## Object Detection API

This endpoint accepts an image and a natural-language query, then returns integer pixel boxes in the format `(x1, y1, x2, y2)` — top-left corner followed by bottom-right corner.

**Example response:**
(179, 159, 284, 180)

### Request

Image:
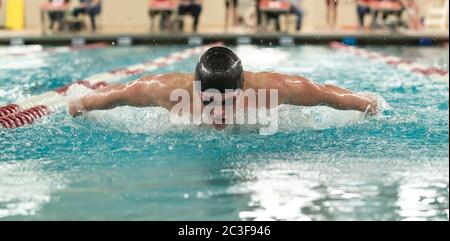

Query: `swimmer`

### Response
(69, 46, 379, 130)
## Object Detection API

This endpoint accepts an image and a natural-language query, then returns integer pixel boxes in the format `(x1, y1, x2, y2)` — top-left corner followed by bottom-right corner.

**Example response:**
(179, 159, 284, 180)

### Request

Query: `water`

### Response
(0, 44, 448, 221)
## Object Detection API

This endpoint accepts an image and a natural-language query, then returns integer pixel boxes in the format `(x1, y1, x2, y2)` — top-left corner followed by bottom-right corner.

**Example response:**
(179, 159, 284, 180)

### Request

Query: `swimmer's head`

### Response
(195, 46, 244, 130)
(195, 46, 244, 94)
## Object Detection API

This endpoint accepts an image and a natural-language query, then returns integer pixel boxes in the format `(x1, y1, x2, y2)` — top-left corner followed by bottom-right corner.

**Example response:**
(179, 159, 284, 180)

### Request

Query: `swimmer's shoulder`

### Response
(243, 71, 293, 90)
(139, 73, 194, 90)
(134, 73, 194, 109)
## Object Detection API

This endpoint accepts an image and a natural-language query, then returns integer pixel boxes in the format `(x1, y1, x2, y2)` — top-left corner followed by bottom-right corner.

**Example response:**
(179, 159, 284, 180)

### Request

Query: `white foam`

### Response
(82, 103, 385, 135)
(235, 46, 290, 70)
(65, 83, 95, 101)
(0, 58, 47, 70)
(65, 84, 194, 134)
(0, 160, 66, 219)
(0, 45, 43, 56)
(65, 84, 388, 134)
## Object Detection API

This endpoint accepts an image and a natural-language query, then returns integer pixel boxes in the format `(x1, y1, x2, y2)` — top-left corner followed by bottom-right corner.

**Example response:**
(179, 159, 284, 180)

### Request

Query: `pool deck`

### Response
(0, 28, 448, 46)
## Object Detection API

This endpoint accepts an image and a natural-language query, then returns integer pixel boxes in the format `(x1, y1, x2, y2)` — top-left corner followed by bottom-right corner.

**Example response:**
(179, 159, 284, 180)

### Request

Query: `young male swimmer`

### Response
(69, 46, 378, 130)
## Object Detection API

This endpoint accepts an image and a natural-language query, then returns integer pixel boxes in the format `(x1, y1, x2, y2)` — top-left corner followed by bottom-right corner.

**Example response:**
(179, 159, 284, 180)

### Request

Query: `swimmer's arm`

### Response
(277, 74, 378, 114)
(69, 77, 167, 117)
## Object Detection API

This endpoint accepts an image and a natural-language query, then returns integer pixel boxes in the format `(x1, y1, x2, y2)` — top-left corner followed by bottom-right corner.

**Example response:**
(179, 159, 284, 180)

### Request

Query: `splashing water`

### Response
(0, 45, 448, 220)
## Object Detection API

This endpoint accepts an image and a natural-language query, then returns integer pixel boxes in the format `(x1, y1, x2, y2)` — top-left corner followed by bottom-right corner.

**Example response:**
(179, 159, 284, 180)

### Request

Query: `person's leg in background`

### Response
(87, 4, 101, 32)
(87, 11, 96, 31)
(326, 0, 338, 29)
(266, 12, 280, 32)
(231, 0, 239, 26)
(225, 0, 231, 31)
(54, 12, 65, 31)
(190, 4, 202, 32)
(72, 7, 87, 18)
(71, 7, 88, 31)
(178, 4, 187, 31)
(396, 9, 407, 28)
(88, 14, 96, 31)
(274, 13, 280, 31)
(49, 12, 57, 30)
(356, 4, 369, 29)
(225, 0, 239, 31)
(291, 5, 303, 31)
(256, 0, 262, 29)
(149, 11, 156, 31)
(370, 9, 379, 29)
(160, 11, 172, 31)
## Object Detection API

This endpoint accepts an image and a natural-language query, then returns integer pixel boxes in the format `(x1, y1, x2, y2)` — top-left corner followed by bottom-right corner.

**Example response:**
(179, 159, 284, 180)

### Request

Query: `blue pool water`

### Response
(0, 44, 448, 221)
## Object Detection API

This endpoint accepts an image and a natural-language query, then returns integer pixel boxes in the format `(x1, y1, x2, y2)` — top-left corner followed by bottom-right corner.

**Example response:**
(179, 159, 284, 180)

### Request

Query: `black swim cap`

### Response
(195, 46, 244, 93)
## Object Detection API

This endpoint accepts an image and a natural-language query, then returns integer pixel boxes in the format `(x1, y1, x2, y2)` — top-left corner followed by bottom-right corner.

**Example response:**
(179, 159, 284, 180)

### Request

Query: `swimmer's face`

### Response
(201, 92, 240, 130)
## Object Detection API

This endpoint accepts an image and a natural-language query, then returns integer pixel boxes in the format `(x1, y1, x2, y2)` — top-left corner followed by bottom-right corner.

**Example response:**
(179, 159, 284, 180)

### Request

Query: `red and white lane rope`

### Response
(330, 42, 449, 81)
(0, 42, 222, 129)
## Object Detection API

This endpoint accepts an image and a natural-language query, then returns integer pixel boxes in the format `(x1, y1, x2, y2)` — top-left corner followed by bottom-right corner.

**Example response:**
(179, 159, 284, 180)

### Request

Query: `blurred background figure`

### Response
(255, 0, 263, 30)
(178, 0, 203, 32)
(72, 0, 102, 32)
(263, 0, 282, 32)
(258, 0, 292, 32)
(325, 0, 338, 29)
(356, 0, 378, 30)
(376, 0, 407, 30)
(264, 0, 303, 32)
(1, 0, 448, 35)
(284, 0, 303, 32)
(149, 0, 177, 32)
(47, 0, 70, 32)
(402, 0, 422, 29)
(225, 0, 239, 31)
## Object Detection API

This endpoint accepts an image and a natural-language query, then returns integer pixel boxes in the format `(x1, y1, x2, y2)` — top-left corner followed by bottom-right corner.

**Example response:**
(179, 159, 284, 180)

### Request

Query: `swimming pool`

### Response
(0, 44, 448, 221)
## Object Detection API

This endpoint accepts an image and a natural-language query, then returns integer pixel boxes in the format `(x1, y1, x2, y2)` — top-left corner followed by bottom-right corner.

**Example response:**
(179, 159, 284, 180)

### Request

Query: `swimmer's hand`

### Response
(363, 94, 379, 116)
(366, 103, 378, 116)
(68, 100, 85, 117)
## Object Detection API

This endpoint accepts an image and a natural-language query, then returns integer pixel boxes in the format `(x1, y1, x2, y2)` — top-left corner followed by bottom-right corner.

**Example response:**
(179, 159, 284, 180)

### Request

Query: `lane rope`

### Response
(330, 41, 449, 81)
